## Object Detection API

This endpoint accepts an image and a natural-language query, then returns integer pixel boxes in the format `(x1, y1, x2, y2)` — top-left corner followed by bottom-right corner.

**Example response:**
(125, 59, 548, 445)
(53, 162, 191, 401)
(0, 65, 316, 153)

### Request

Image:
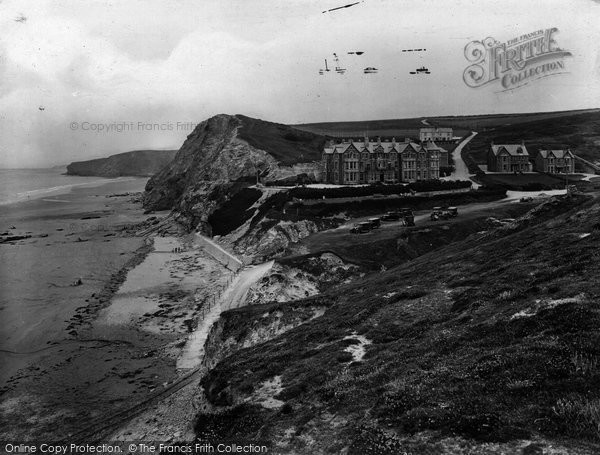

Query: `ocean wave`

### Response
(0, 176, 138, 206)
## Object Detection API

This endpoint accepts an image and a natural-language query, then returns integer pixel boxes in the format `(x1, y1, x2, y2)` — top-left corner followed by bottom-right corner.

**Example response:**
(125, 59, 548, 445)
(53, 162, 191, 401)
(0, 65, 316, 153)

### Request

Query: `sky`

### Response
(0, 0, 599, 168)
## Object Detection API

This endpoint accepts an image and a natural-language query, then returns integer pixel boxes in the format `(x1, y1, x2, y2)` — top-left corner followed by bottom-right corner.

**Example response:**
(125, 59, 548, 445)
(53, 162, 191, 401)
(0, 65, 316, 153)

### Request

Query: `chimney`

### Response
(377, 136, 381, 145)
(521, 139, 525, 146)
(392, 137, 396, 146)
(364, 135, 369, 146)
(404, 137, 410, 143)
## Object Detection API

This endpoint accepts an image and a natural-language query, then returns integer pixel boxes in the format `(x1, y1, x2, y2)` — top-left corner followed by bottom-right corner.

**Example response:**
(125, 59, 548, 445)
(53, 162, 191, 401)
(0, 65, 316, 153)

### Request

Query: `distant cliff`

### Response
(66, 150, 177, 177)
(143, 114, 325, 232)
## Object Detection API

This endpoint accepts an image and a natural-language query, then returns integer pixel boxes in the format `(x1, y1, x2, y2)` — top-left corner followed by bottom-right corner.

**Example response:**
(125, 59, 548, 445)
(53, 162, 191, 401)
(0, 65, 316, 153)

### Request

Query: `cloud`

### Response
(0, 0, 599, 167)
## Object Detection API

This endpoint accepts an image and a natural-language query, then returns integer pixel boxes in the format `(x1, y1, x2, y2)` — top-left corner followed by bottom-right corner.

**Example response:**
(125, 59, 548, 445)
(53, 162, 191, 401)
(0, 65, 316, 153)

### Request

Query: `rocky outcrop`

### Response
(233, 219, 320, 260)
(245, 253, 362, 305)
(142, 114, 325, 232)
(201, 301, 327, 379)
(66, 150, 177, 177)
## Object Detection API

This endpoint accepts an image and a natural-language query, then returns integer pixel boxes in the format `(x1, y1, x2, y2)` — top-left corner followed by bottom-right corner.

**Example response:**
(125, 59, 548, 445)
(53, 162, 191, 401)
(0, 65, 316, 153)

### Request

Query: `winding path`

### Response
(441, 131, 480, 188)
(177, 260, 274, 369)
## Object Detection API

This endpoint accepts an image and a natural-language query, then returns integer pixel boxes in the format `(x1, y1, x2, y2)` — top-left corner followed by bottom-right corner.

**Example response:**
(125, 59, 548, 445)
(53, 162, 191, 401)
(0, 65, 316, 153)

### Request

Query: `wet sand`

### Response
(0, 178, 230, 440)
(0, 179, 150, 385)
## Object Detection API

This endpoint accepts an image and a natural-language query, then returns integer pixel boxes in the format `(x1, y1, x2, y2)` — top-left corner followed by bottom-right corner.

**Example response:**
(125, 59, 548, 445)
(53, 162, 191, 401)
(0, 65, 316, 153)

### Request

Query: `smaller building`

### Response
(534, 149, 575, 174)
(487, 142, 532, 173)
(419, 127, 453, 142)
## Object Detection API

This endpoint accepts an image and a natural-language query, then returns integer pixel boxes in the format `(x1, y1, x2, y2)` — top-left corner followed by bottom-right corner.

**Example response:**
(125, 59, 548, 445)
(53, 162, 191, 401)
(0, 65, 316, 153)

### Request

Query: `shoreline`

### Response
(0, 177, 165, 439)
(0, 180, 239, 441)
(0, 167, 147, 207)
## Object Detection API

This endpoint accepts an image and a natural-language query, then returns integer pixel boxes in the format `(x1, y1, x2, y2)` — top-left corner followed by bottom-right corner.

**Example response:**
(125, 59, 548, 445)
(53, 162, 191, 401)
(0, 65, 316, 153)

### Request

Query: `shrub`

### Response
(208, 187, 262, 235)
(288, 180, 472, 200)
(552, 395, 600, 440)
(571, 351, 600, 376)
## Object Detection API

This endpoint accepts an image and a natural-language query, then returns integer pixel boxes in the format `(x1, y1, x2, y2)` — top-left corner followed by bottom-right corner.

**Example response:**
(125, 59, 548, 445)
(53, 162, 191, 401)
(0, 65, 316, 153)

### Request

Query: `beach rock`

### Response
(0, 234, 32, 243)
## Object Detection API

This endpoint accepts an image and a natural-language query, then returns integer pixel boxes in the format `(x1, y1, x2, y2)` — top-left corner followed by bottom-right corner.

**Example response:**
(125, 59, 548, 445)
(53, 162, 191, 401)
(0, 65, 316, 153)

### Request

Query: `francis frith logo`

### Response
(463, 27, 572, 91)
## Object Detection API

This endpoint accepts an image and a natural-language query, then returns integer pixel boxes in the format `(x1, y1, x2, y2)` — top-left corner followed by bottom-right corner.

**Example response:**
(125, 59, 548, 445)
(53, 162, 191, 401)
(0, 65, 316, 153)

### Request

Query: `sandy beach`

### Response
(0, 177, 232, 440)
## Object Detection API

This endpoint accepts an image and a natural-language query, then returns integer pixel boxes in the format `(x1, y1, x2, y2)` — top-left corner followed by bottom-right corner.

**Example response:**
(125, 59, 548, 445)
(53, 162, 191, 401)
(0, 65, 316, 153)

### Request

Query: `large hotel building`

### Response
(321, 137, 444, 184)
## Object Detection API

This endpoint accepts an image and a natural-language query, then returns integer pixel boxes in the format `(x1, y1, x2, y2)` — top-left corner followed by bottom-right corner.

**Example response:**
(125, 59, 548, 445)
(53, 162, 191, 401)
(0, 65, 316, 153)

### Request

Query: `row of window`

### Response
(324, 151, 439, 161)
(546, 158, 571, 164)
(328, 160, 440, 171)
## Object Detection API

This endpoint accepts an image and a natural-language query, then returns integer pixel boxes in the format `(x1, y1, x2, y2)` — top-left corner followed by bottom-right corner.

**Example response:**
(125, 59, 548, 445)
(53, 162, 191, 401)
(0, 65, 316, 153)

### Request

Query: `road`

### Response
(287, 195, 538, 260)
(442, 131, 480, 188)
(222, 261, 274, 310)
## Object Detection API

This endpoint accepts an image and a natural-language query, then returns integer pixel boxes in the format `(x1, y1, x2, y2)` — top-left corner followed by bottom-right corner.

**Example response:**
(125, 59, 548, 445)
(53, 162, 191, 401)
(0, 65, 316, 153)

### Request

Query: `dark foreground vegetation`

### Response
(475, 173, 585, 191)
(197, 193, 600, 454)
(208, 187, 262, 236)
(287, 180, 472, 199)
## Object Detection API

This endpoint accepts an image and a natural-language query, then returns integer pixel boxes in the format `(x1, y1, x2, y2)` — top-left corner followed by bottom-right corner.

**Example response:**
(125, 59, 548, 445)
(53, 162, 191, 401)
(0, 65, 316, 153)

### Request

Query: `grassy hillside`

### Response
(464, 110, 600, 167)
(197, 194, 600, 454)
(236, 115, 326, 165)
(295, 108, 600, 141)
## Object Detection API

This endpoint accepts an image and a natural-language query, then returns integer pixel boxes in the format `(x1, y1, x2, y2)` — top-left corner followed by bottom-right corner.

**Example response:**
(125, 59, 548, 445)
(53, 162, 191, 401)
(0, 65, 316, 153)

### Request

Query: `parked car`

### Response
(520, 196, 533, 202)
(368, 217, 381, 229)
(350, 221, 372, 234)
(430, 207, 451, 221)
(399, 208, 415, 226)
(447, 207, 458, 217)
(381, 211, 401, 221)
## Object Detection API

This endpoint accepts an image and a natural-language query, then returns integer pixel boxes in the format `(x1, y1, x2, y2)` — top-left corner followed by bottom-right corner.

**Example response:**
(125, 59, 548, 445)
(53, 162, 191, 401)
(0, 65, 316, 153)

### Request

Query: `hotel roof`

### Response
(323, 140, 422, 154)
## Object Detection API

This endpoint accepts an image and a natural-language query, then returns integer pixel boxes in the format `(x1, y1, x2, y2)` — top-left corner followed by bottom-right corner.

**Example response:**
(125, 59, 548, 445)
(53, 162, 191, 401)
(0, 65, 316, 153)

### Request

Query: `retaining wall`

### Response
(196, 234, 243, 272)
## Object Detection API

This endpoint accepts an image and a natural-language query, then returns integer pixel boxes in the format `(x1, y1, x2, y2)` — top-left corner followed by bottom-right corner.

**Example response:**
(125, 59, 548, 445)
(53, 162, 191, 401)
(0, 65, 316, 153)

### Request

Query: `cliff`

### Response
(142, 114, 326, 231)
(66, 150, 177, 177)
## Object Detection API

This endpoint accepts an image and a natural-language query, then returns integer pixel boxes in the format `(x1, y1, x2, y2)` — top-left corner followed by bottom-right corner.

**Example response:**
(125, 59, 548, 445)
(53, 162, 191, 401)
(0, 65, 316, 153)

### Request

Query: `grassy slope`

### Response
(295, 108, 600, 140)
(198, 194, 600, 454)
(236, 115, 326, 166)
(464, 110, 600, 166)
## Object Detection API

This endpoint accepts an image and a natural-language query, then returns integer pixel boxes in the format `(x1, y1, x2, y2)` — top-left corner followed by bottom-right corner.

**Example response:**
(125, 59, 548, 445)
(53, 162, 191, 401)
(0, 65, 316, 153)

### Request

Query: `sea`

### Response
(0, 168, 136, 205)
